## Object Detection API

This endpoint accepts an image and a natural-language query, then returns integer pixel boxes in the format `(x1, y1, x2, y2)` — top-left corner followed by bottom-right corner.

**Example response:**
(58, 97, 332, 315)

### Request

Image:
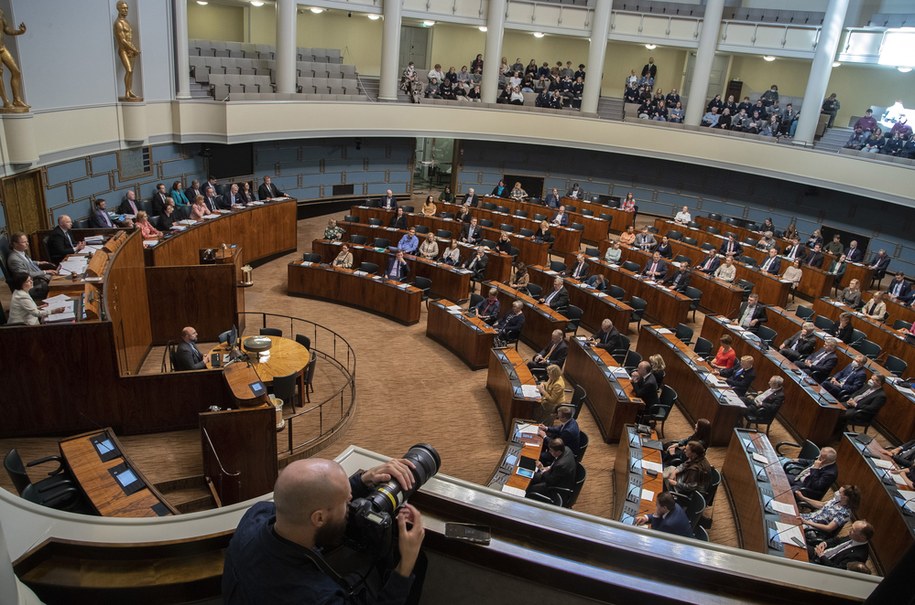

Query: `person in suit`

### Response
(799, 338, 839, 383)
(159, 202, 176, 231)
(384, 250, 410, 282)
(206, 177, 222, 196)
(118, 190, 141, 216)
(783, 239, 806, 262)
(589, 319, 622, 352)
(742, 375, 784, 424)
(805, 243, 825, 268)
(528, 329, 568, 374)
(887, 272, 912, 303)
(47, 214, 86, 264)
(88, 198, 116, 229)
(698, 248, 721, 274)
(566, 183, 582, 199)
(494, 300, 525, 344)
(635, 491, 693, 538)
(543, 187, 561, 209)
(539, 405, 580, 460)
(184, 180, 203, 203)
(663, 261, 691, 292)
(526, 437, 576, 498)
(826, 254, 847, 288)
(844, 241, 864, 263)
(642, 251, 667, 280)
(551, 205, 569, 227)
(149, 183, 169, 216)
(389, 207, 408, 230)
(719, 355, 755, 397)
(878, 438, 915, 468)
(719, 234, 742, 257)
(843, 374, 887, 427)
(734, 293, 767, 333)
(203, 186, 222, 212)
(633, 227, 656, 251)
(168, 181, 189, 207)
(539, 276, 569, 311)
(566, 252, 588, 280)
(868, 249, 891, 281)
(222, 183, 243, 207)
(811, 521, 874, 568)
(257, 175, 285, 199)
(631, 360, 659, 413)
(461, 246, 488, 281)
(822, 355, 868, 402)
(759, 247, 782, 275)
(778, 322, 817, 362)
(471, 287, 500, 324)
(7, 231, 55, 300)
(378, 188, 397, 211)
(786, 447, 838, 500)
(461, 217, 482, 244)
(175, 326, 207, 371)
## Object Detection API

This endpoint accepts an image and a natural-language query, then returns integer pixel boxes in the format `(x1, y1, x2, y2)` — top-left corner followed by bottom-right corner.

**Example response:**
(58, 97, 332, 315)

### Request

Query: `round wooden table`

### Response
(207, 335, 310, 397)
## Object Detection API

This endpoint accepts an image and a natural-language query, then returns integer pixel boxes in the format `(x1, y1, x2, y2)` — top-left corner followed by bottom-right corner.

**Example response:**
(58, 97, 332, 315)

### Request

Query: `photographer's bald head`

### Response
(273, 459, 351, 549)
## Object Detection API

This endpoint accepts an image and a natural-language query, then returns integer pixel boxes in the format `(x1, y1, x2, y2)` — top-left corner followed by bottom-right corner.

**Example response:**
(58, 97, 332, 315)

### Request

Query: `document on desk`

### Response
(84, 235, 105, 245)
(872, 458, 894, 470)
(143, 240, 158, 248)
(59, 258, 87, 275)
(640, 488, 655, 501)
(43, 294, 71, 306)
(611, 367, 631, 378)
(83, 244, 105, 253)
(203, 214, 220, 219)
(899, 490, 915, 512)
(520, 385, 541, 399)
(395, 283, 410, 290)
(768, 500, 796, 516)
(773, 522, 804, 546)
(501, 485, 527, 497)
(516, 423, 538, 435)
(752, 453, 771, 465)
(642, 461, 663, 474)
(656, 328, 673, 334)
(248, 201, 264, 206)
(171, 225, 187, 231)
(45, 300, 75, 323)
(544, 270, 558, 276)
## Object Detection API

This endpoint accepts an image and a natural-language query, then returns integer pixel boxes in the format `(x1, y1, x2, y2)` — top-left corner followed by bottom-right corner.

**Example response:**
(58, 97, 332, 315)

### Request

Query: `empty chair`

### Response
(525, 282, 543, 297)
(4, 449, 86, 512)
(439, 212, 454, 220)
(813, 315, 834, 331)
(694, 336, 714, 359)
(674, 254, 691, 265)
(736, 279, 754, 300)
(349, 234, 367, 245)
(414, 225, 429, 234)
(482, 202, 497, 210)
(480, 238, 496, 250)
(570, 223, 585, 232)
(302, 252, 322, 263)
(580, 208, 594, 217)
(565, 205, 576, 213)
(260, 327, 283, 337)
(358, 261, 379, 274)
(756, 325, 777, 347)
(700, 242, 715, 251)
(303, 356, 317, 402)
(479, 219, 494, 228)
(675, 323, 694, 345)
(848, 328, 866, 346)
(343, 214, 359, 223)
(651, 385, 677, 438)
(795, 305, 814, 320)
(628, 296, 648, 330)
(607, 285, 625, 300)
(854, 339, 881, 360)
(533, 213, 547, 222)
(684, 285, 702, 321)
(884, 355, 907, 377)
(611, 334, 631, 365)
(556, 462, 587, 508)
(739, 255, 756, 267)
(575, 430, 589, 461)
(694, 525, 709, 541)
(564, 305, 584, 336)
(682, 236, 698, 246)
(295, 334, 311, 350)
(892, 319, 910, 331)
(368, 217, 382, 226)
(272, 371, 299, 407)
(599, 212, 614, 222)
(519, 228, 535, 237)
(513, 209, 529, 218)
(705, 225, 720, 235)
(373, 237, 390, 249)
(495, 205, 510, 214)
(550, 260, 567, 273)
(413, 276, 432, 300)
(622, 260, 641, 273)
(667, 229, 683, 240)
(435, 229, 452, 239)
(401, 205, 415, 213)
(500, 223, 514, 233)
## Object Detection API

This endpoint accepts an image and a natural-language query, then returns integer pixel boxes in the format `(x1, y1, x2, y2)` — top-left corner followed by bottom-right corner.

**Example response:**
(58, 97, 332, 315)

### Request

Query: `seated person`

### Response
(509, 261, 530, 291)
(397, 227, 420, 255)
(174, 326, 207, 371)
(877, 438, 915, 469)
(526, 437, 576, 498)
(604, 240, 622, 264)
(798, 338, 839, 383)
(822, 355, 867, 402)
(440, 238, 461, 265)
(538, 405, 580, 462)
(798, 485, 859, 544)
(618, 225, 636, 246)
(674, 205, 691, 224)
(324, 218, 345, 241)
(642, 251, 667, 280)
(838, 279, 863, 308)
(742, 376, 784, 424)
(759, 247, 781, 274)
(719, 234, 742, 257)
(189, 195, 212, 221)
(714, 256, 736, 282)
(662, 441, 712, 497)
(733, 293, 767, 333)
(662, 261, 691, 292)
(584, 273, 608, 291)
(782, 259, 804, 289)
(635, 491, 693, 538)
(471, 287, 501, 324)
(461, 246, 488, 281)
(534, 220, 554, 245)
(786, 447, 838, 500)
(825, 311, 853, 345)
(655, 236, 673, 259)
(551, 206, 569, 227)
(861, 291, 887, 319)
(842, 374, 886, 428)
(136, 211, 161, 240)
(719, 355, 755, 397)
(711, 335, 736, 370)
(810, 520, 874, 569)
(494, 301, 525, 345)
(633, 227, 656, 251)
(539, 276, 569, 311)
(630, 361, 659, 414)
(461, 217, 483, 244)
(495, 232, 513, 255)
(663, 419, 711, 467)
(528, 329, 568, 375)
(589, 319, 622, 352)
(47, 214, 86, 263)
(887, 272, 913, 304)
(8, 274, 64, 325)
(332, 243, 353, 268)
(88, 198, 122, 228)
(757, 231, 776, 251)
(805, 243, 825, 268)
(390, 207, 408, 230)
(566, 252, 588, 280)
(418, 232, 439, 260)
(537, 364, 567, 420)
(698, 249, 721, 274)
(384, 250, 410, 282)
(778, 322, 817, 362)
(509, 181, 528, 200)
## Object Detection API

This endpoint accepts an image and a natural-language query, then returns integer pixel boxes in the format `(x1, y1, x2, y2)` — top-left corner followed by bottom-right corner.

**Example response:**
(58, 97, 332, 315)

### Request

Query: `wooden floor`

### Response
(1, 197, 895, 556)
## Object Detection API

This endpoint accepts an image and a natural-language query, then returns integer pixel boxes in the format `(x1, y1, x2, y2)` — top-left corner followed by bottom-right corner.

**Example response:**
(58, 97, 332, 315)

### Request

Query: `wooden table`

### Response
(613, 425, 664, 523)
(526, 265, 632, 333)
(486, 348, 545, 439)
(312, 238, 472, 303)
(585, 258, 691, 330)
(564, 337, 641, 443)
(722, 429, 809, 561)
(638, 325, 745, 446)
(487, 418, 544, 495)
(814, 297, 915, 373)
(836, 433, 915, 574)
(207, 335, 310, 401)
(485, 281, 568, 350)
(700, 315, 844, 446)
(287, 261, 422, 325)
(59, 429, 177, 517)
(426, 299, 497, 370)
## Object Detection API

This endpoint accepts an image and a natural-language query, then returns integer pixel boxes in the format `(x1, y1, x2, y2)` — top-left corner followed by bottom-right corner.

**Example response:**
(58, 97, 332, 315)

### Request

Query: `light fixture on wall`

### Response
(645, 44, 657, 50)
(423, 20, 436, 27)
(898, 66, 913, 73)
(762, 55, 776, 62)
(368, 14, 381, 20)
(309, 7, 324, 14)
(196, 0, 208, 5)
(250, 0, 264, 6)
(478, 26, 488, 32)
(533, 32, 545, 38)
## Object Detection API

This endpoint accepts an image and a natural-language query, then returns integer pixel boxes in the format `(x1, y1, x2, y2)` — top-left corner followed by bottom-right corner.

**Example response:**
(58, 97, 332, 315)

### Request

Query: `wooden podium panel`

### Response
(527, 265, 632, 333)
(486, 281, 567, 350)
(426, 299, 497, 370)
(486, 349, 543, 439)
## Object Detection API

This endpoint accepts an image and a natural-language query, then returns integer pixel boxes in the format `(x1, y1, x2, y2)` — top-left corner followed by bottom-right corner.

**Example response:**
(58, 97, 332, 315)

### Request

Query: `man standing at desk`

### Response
(47, 215, 85, 264)
(175, 326, 207, 371)
(734, 293, 767, 333)
(384, 250, 410, 282)
(258, 175, 285, 200)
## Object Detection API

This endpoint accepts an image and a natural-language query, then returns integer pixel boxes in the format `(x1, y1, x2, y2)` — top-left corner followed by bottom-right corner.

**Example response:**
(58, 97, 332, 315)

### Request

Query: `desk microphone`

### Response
(896, 494, 915, 517)
(768, 520, 806, 549)
(763, 484, 796, 510)
(876, 467, 897, 487)
(755, 457, 781, 482)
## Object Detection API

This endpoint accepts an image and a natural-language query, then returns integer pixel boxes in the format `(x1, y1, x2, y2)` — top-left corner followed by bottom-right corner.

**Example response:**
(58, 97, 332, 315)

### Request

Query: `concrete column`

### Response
(581, 0, 613, 114)
(378, 0, 403, 101)
(481, 0, 507, 104)
(793, 0, 850, 145)
(275, 0, 297, 94)
(174, 0, 190, 99)
(684, 0, 725, 126)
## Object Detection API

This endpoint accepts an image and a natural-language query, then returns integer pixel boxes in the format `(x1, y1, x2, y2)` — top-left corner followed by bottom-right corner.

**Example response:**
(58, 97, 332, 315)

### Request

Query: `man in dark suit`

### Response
(663, 261, 691, 292)
(799, 338, 839, 382)
(88, 198, 116, 229)
(734, 293, 767, 333)
(222, 183, 242, 207)
(720, 355, 755, 397)
(719, 234, 742, 257)
(742, 375, 784, 423)
(150, 183, 169, 216)
(843, 374, 887, 426)
(551, 206, 569, 227)
(461, 246, 488, 281)
(203, 186, 224, 212)
(539, 405, 580, 460)
(257, 176, 284, 199)
(379, 188, 397, 210)
(822, 355, 868, 401)
(566, 252, 588, 280)
(778, 321, 817, 362)
(882, 438, 915, 468)
(786, 447, 838, 500)
(589, 319, 622, 352)
(528, 329, 568, 373)
(539, 276, 569, 311)
(118, 190, 141, 216)
(206, 177, 222, 196)
(184, 179, 203, 202)
(543, 187, 561, 209)
(642, 251, 667, 280)
(698, 249, 720, 274)
(461, 217, 482, 244)
(759, 247, 782, 275)
(636, 491, 693, 538)
(811, 521, 873, 568)
(804, 243, 825, 268)
(174, 326, 207, 371)
(461, 187, 479, 207)
(494, 300, 525, 343)
(47, 214, 85, 263)
(630, 360, 659, 411)
(526, 438, 576, 498)
(844, 241, 864, 263)
(868, 249, 891, 280)
(783, 239, 806, 262)
(888, 272, 912, 303)
(383, 250, 410, 282)
(7, 231, 55, 299)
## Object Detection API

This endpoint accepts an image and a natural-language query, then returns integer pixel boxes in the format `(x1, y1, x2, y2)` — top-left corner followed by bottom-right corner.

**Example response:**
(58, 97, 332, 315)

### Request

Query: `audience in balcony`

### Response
(853, 109, 877, 133)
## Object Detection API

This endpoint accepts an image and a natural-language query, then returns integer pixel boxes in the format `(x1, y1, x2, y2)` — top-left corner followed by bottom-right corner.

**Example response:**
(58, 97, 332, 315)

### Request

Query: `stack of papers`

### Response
(171, 225, 187, 231)
(248, 201, 264, 206)
(177, 219, 196, 225)
(640, 487, 655, 501)
(768, 500, 796, 515)
(752, 453, 771, 465)
(59, 257, 87, 276)
(142, 240, 158, 248)
(44, 295, 75, 323)
(203, 214, 219, 220)
(501, 485, 526, 497)
(520, 384, 541, 399)
(642, 460, 663, 473)
(899, 490, 915, 513)
(84, 235, 105, 245)
(611, 367, 631, 378)
(773, 522, 805, 547)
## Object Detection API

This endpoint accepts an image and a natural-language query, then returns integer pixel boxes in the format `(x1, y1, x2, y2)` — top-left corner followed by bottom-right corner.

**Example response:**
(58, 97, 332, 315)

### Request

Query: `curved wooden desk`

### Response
(487, 418, 544, 495)
(586, 258, 691, 329)
(207, 335, 309, 383)
(485, 281, 568, 349)
(477, 194, 616, 244)
(527, 265, 633, 333)
(426, 299, 497, 370)
(486, 348, 543, 439)
(287, 261, 422, 325)
(613, 425, 663, 523)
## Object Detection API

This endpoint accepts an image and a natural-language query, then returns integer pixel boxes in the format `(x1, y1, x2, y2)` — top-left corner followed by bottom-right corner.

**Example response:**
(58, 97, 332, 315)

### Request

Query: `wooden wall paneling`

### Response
(105, 232, 152, 375)
(118, 371, 231, 435)
(145, 264, 239, 344)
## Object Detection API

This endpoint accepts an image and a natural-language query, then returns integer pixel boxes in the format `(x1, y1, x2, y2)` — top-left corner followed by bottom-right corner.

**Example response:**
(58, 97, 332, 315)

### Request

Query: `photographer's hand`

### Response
(362, 458, 415, 491)
(394, 504, 425, 578)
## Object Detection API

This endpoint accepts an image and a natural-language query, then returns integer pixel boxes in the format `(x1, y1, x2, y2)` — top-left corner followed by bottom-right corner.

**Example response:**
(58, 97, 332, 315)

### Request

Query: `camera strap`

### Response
(300, 547, 373, 603)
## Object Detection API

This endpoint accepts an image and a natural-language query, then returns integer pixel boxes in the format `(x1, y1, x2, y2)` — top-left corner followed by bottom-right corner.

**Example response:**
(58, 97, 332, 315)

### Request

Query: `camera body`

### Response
(345, 444, 440, 554)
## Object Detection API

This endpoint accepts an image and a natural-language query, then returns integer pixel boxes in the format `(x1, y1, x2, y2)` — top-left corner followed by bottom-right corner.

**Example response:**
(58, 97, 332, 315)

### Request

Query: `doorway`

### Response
(1, 169, 47, 234)
(412, 138, 454, 194)
(399, 26, 430, 71)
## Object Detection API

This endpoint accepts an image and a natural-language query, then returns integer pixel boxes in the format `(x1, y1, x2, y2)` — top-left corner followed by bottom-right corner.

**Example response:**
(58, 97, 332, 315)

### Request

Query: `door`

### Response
(1, 169, 47, 234)
(683, 53, 729, 101)
(399, 26, 429, 71)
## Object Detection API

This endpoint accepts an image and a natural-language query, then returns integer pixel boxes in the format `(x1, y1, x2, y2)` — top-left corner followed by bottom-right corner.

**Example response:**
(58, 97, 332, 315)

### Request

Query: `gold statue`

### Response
(114, 0, 141, 101)
(0, 9, 28, 112)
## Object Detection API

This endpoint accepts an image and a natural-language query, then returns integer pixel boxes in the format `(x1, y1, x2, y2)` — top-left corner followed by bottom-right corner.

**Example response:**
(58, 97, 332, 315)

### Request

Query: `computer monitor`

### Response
(218, 325, 238, 348)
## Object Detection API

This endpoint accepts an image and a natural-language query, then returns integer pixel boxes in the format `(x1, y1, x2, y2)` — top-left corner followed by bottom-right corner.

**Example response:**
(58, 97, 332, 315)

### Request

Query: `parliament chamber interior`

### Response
(0, 0, 914, 603)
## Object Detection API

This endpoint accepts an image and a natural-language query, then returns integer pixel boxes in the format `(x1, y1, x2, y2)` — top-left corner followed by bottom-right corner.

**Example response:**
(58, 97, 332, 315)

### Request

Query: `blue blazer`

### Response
(830, 363, 867, 395)
(546, 418, 581, 456)
(759, 255, 782, 275)
(650, 504, 693, 537)
(552, 212, 569, 226)
(385, 258, 410, 281)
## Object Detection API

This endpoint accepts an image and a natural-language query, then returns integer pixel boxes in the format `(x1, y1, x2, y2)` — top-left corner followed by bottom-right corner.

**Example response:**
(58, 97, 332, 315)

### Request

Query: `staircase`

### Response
(188, 79, 212, 100)
(597, 96, 624, 121)
(155, 475, 217, 514)
(814, 126, 853, 153)
(358, 75, 380, 101)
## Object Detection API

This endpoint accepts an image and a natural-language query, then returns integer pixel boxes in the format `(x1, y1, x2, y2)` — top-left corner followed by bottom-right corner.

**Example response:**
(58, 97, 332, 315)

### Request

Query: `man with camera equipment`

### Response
(223, 447, 438, 604)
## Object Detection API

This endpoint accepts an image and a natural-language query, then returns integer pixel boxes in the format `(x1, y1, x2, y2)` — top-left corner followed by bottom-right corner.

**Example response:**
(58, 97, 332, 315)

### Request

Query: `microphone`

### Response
(768, 521, 806, 550)
(755, 457, 782, 482)
(763, 484, 796, 510)
(896, 494, 915, 517)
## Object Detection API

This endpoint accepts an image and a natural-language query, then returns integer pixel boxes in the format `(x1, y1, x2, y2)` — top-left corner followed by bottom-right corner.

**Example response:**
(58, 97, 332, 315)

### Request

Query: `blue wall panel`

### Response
(46, 160, 88, 187)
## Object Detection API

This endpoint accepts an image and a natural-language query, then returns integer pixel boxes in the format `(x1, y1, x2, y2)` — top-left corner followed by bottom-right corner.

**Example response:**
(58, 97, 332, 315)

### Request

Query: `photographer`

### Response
(222, 457, 425, 604)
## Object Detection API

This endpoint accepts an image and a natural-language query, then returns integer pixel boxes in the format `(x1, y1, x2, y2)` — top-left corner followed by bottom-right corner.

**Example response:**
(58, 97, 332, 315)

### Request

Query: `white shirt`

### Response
(674, 211, 691, 224)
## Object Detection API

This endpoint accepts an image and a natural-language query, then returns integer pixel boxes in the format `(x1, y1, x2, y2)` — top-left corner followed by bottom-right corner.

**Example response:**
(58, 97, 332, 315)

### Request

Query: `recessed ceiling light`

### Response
(898, 66, 913, 73)
(250, 0, 264, 6)
(645, 44, 657, 50)
(762, 55, 776, 62)
(478, 26, 487, 33)
(423, 20, 436, 27)
(309, 7, 324, 14)
(368, 14, 381, 20)
(832, 61, 841, 67)
(196, 1, 208, 5)
(533, 32, 545, 38)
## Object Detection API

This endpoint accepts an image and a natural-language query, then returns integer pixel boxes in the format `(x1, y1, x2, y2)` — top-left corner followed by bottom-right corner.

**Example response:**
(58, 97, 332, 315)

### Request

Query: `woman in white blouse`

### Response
(861, 291, 887, 319)
(8, 274, 62, 325)
(674, 205, 691, 224)
(419, 232, 439, 259)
